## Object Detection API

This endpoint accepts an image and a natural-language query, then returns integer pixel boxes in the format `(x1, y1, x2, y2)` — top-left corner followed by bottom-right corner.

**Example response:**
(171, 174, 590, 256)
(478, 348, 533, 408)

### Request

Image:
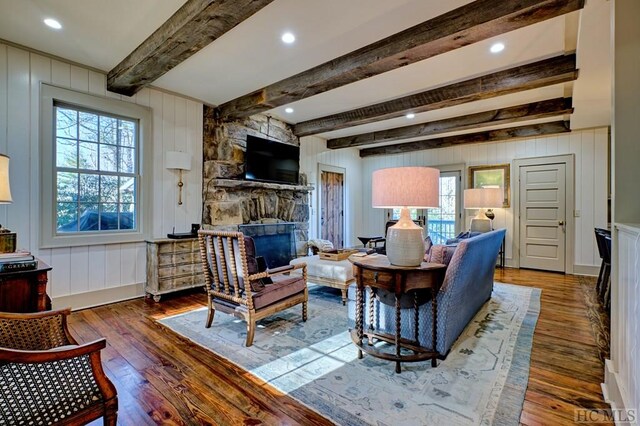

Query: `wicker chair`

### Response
(0, 309, 117, 425)
(198, 230, 308, 347)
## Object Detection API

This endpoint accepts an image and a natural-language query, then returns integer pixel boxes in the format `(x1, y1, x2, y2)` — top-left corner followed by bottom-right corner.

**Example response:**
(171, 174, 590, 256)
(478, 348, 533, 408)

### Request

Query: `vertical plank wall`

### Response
(303, 129, 607, 271)
(300, 136, 362, 248)
(0, 43, 203, 307)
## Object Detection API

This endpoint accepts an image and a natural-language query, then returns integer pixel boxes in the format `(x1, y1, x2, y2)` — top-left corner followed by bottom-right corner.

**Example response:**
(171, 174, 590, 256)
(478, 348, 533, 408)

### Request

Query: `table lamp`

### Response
(372, 167, 439, 266)
(0, 154, 14, 252)
(463, 188, 502, 232)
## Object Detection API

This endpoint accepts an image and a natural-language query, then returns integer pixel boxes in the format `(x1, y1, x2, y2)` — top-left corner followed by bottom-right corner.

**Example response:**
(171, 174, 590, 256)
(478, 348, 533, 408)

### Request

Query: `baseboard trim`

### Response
(573, 264, 600, 276)
(52, 282, 144, 311)
(602, 359, 637, 425)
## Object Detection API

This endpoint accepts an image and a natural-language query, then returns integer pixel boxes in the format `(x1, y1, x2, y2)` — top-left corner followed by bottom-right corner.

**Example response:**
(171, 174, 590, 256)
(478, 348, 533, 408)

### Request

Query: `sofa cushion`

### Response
(243, 236, 271, 292)
(252, 274, 306, 310)
(424, 244, 456, 265)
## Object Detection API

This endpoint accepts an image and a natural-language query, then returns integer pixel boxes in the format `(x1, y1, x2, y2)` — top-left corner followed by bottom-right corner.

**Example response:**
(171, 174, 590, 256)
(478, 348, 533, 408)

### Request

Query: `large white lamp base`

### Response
(470, 209, 492, 232)
(386, 207, 425, 267)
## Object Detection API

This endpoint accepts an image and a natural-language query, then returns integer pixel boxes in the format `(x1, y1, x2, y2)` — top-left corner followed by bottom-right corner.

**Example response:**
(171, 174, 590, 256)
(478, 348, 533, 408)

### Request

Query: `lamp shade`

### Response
(165, 151, 192, 171)
(463, 188, 502, 209)
(372, 167, 439, 208)
(0, 154, 12, 203)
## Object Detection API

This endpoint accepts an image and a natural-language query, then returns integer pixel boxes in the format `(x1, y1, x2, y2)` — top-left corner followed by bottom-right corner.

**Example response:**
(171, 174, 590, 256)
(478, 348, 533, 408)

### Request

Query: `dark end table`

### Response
(349, 254, 446, 373)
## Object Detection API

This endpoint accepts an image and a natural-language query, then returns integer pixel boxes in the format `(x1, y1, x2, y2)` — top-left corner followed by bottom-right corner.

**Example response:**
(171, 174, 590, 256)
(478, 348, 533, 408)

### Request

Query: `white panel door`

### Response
(519, 163, 566, 272)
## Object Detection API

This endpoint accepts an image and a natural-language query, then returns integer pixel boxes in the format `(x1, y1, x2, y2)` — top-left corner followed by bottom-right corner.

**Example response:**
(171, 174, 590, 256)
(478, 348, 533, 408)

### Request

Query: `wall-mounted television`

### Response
(244, 135, 300, 185)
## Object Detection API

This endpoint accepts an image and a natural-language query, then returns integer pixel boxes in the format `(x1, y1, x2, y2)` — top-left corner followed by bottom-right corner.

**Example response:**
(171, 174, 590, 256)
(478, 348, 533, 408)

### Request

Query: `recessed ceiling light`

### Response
(44, 18, 62, 30)
(406, 113, 416, 119)
(490, 42, 505, 54)
(281, 32, 296, 44)
(285, 107, 294, 114)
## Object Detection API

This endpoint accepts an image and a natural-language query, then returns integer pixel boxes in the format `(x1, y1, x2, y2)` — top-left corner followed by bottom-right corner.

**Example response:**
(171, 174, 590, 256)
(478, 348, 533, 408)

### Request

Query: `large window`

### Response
(55, 105, 138, 233)
(41, 84, 151, 248)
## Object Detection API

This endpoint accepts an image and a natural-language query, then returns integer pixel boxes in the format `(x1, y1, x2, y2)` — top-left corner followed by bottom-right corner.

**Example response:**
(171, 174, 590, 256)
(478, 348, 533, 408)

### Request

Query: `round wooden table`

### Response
(349, 254, 446, 373)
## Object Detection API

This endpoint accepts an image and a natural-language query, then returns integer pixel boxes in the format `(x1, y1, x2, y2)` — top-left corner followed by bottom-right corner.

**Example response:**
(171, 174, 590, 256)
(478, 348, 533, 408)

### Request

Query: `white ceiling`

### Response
(0, 0, 612, 149)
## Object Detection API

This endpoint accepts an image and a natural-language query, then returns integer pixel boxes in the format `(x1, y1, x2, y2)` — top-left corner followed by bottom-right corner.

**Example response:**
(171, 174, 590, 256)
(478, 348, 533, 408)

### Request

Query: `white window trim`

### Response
(40, 83, 152, 248)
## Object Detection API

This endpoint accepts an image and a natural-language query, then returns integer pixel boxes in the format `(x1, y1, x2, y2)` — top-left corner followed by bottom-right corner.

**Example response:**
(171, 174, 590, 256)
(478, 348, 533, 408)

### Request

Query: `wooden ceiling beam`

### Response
(295, 54, 577, 136)
(359, 121, 571, 157)
(107, 0, 275, 96)
(217, 0, 584, 120)
(327, 98, 573, 149)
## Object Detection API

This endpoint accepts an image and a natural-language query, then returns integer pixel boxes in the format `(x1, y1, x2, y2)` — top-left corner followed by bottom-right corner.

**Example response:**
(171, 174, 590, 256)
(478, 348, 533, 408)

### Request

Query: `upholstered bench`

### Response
(290, 255, 354, 305)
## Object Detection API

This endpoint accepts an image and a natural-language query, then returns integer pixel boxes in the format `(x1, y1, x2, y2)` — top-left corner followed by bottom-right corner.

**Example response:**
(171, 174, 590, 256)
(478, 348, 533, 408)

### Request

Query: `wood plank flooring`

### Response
(70, 268, 611, 425)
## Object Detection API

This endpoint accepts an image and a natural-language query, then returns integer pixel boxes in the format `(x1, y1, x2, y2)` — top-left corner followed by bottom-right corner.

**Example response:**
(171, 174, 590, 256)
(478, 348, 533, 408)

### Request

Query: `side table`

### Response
(349, 255, 446, 373)
(0, 260, 52, 312)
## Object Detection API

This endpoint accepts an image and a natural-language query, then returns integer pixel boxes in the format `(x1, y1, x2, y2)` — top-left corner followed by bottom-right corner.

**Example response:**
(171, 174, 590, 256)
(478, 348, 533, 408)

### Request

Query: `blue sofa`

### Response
(347, 228, 506, 356)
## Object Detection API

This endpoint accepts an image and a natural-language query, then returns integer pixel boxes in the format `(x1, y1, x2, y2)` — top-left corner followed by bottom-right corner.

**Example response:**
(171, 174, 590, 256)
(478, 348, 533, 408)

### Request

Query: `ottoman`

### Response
(290, 255, 354, 305)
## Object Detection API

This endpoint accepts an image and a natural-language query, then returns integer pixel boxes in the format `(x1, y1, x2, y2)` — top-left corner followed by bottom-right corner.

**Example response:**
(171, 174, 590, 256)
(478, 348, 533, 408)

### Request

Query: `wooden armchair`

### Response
(0, 309, 117, 425)
(198, 230, 308, 347)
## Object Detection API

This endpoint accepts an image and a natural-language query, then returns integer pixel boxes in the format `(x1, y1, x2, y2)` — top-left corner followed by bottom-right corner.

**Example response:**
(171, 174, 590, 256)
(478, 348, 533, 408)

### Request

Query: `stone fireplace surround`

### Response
(201, 106, 312, 256)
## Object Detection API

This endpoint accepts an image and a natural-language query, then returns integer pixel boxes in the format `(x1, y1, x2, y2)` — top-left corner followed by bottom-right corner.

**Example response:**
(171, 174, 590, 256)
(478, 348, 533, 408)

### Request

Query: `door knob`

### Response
(558, 221, 564, 226)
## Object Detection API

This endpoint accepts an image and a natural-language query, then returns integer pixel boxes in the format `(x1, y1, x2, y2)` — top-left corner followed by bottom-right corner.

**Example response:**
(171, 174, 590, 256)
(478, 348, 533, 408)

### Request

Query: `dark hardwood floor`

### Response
(73, 268, 611, 425)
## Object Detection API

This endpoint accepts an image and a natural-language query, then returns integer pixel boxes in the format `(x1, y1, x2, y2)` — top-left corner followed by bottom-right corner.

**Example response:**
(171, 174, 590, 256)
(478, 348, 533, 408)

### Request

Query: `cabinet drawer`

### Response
(158, 274, 205, 291)
(360, 269, 395, 287)
(157, 240, 198, 254)
(158, 251, 200, 266)
(158, 263, 202, 278)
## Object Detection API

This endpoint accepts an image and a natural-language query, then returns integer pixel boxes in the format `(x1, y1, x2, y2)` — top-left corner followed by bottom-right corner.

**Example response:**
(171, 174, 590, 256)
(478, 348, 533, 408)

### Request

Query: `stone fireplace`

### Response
(201, 106, 312, 256)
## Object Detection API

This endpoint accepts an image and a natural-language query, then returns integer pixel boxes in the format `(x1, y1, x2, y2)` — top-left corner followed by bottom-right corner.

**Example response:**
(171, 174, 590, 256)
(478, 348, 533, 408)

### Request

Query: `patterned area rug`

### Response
(159, 283, 540, 426)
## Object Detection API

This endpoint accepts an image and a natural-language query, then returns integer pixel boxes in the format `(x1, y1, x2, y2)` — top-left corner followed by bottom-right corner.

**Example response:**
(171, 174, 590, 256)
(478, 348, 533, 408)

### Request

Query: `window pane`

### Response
(119, 147, 135, 173)
(56, 108, 77, 139)
(99, 144, 118, 172)
(120, 203, 135, 229)
(57, 172, 77, 202)
(100, 175, 118, 202)
(100, 116, 118, 145)
(78, 111, 98, 142)
(78, 203, 99, 231)
(428, 175, 458, 245)
(119, 120, 135, 147)
(79, 174, 99, 202)
(99, 203, 118, 230)
(119, 177, 135, 203)
(56, 138, 77, 168)
(79, 142, 98, 170)
(56, 202, 77, 232)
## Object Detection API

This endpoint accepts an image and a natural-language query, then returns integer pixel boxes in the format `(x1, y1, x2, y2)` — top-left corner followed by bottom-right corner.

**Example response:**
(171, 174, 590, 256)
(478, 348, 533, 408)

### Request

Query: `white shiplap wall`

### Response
(0, 43, 203, 305)
(300, 136, 363, 248)
(357, 127, 609, 269)
(610, 224, 640, 419)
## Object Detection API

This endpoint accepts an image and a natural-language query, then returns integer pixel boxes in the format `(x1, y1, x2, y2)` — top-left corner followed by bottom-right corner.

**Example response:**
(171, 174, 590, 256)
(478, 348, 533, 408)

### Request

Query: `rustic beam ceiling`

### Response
(107, 0, 275, 96)
(294, 54, 577, 137)
(359, 121, 571, 157)
(216, 0, 584, 121)
(327, 98, 573, 149)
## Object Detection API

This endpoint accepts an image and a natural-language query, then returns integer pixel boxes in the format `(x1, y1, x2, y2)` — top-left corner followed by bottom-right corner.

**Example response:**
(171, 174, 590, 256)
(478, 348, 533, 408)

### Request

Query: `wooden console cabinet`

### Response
(145, 238, 205, 302)
(0, 260, 52, 313)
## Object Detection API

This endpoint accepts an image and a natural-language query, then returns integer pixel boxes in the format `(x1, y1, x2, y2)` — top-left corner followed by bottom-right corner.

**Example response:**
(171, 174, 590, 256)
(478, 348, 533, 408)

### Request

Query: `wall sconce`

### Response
(165, 151, 192, 206)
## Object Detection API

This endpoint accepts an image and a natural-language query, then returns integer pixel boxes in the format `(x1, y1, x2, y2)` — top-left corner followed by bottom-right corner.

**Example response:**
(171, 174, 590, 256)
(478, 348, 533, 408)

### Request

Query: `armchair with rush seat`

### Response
(0, 309, 118, 425)
(198, 230, 308, 347)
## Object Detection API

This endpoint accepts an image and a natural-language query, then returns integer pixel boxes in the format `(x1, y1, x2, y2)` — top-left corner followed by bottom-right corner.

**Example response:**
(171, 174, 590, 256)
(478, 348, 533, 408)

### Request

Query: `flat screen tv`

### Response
(244, 135, 300, 185)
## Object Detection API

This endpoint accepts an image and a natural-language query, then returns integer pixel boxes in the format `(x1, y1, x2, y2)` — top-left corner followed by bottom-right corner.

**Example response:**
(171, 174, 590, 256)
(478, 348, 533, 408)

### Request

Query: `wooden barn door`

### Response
(320, 169, 344, 248)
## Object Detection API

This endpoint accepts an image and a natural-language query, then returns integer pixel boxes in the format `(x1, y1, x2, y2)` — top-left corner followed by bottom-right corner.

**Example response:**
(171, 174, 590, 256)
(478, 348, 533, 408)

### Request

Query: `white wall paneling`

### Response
(360, 128, 608, 270)
(0, 42, 203, 308)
